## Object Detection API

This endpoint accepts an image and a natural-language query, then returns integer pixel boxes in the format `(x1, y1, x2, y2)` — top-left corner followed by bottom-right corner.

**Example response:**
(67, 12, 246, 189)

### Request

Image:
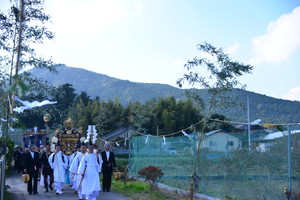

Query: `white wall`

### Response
(202, 132, 240, 152)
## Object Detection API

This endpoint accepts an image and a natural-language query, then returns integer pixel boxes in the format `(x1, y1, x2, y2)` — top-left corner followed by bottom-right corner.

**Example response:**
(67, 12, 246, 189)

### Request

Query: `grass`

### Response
(111, 179, 189, 200)
(4, 191, 10, 200)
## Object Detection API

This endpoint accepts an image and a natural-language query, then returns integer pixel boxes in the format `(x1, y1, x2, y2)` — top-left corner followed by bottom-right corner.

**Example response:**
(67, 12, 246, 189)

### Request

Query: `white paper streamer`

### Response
(13, 106, 28, 113)
(163, 136, 166, 145)
(8, 123, 14, 132)
(0, 118, 7, 122)
(13, 96, 57, 113)
(145, 135, 149, 144)
(182, 130, 191, 138)
(86, 125, 98, 144)
(251, 119, 262, 124)
(33, 126, 38, 134)
(115, 142, 120, 146)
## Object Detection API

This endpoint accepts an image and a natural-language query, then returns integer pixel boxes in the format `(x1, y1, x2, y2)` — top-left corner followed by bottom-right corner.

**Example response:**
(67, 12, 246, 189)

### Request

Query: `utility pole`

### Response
(287, 125, 292, 195)
(247, 96, 251, 149)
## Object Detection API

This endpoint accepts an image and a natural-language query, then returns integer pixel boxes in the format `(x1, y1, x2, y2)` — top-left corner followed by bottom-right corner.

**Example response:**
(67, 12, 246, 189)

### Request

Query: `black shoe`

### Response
(28, 193, 32, 195)
(49, 185, 53, 191)
(33, 192, 38, 195)
(45, 190, 49, 193)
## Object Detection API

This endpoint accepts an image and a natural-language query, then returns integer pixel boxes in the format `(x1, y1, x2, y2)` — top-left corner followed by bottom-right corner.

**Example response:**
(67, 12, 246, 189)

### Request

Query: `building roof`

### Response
(204, 129, 241, 139)
(100, 127, 129, 141)
(205, 129, 229, 136)
(262, 130, 300, 141)
(234, 124, 266, 131)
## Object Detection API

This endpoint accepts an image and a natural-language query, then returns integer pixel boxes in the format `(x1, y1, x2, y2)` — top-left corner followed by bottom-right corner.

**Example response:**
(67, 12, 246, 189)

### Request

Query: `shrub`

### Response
(138, 165, 164, 190)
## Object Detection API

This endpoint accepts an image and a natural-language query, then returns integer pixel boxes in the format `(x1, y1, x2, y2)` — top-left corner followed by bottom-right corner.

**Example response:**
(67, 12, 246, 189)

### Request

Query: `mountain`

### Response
(29, 65, 183, 104)
(29, 65, 300, 124)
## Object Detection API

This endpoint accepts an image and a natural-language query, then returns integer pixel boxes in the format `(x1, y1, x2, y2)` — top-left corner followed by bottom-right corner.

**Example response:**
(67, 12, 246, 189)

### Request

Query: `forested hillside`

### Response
(30, 65, 183, 103)
(213, 89, 300, 124)
(29, 65, 300, 124)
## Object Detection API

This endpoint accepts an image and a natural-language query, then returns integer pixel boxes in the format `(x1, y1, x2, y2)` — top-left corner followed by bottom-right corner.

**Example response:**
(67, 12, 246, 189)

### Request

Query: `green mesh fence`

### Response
(128, 125, 300, 200)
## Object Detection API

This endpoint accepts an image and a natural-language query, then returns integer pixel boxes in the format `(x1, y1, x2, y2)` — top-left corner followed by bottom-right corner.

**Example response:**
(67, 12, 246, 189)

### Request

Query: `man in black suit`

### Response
(24, 144, 41, 195)
(40, 143, 54, 192)
(13, 147, 21, 173)
(101, 144, 116, 192)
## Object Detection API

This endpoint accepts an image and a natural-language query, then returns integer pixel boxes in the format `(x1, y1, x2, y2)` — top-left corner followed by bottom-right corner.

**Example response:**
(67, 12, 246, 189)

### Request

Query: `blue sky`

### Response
(1, 0, 300, 101)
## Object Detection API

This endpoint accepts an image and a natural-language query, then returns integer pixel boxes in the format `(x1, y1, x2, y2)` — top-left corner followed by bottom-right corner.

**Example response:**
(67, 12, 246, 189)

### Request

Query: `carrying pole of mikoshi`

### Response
(78, 165, 87, 190)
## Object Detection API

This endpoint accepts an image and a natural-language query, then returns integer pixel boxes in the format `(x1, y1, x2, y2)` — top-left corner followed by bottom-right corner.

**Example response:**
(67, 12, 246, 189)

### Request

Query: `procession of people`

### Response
(13, 141, 116, 200)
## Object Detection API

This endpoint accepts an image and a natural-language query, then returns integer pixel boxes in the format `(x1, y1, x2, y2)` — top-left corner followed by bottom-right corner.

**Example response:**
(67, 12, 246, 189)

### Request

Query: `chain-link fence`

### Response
(128, 125, 300, 200)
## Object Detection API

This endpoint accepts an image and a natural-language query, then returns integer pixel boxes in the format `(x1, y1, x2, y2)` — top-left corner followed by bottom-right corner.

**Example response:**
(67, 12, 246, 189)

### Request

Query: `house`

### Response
(201, 129, 242, 152)
(100, 127, 129, 141)
(252, 129, 300, 151)
(98, 127, 130, 153)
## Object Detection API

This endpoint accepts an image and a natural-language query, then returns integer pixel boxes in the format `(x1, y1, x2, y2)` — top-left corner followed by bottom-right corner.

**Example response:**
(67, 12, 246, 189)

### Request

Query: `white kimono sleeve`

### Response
(77, 154, 87, 175)
(48, 153, 55, 169)
(97, 154, 103, 172)
(69, 154, 79, 174)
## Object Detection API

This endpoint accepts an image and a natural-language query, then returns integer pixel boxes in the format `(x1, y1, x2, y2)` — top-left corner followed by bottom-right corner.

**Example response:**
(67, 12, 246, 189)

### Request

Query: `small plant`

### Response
(138, 165, 164, 190)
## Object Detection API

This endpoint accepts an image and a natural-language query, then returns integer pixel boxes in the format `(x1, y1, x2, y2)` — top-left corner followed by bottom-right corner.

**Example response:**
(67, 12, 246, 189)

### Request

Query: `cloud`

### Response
(172, 59, 185, 66)
(250, 6, 300, 64)
(5, 0, 140, 37)
(283, 87, 300, 101)
(134, 1, 143, 14)
(226, 43, 240, 55)
(46, 0, 143, 37)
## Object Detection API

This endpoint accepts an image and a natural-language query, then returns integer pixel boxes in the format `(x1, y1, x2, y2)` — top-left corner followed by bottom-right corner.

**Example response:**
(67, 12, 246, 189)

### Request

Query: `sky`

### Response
(1, 0, 300, 101)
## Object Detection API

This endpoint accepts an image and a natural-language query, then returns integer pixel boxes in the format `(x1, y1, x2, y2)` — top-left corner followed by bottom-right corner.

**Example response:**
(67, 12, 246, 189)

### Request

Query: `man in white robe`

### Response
(48, 145, 68, 195)
(68, 145, 81, 188)
(69, 144, 87, 199)
(78, 144, 103, 200)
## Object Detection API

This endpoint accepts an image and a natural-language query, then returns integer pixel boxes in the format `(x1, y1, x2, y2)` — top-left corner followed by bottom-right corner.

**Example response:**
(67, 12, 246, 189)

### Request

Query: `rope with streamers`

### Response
(98, 118, 300, 146)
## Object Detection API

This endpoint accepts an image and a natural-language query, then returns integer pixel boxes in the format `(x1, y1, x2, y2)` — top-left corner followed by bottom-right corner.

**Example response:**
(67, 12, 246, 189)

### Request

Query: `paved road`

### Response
(6, 170, 132, 200)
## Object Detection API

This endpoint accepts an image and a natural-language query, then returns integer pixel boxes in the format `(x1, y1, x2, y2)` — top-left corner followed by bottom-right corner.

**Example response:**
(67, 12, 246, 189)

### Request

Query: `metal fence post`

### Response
(0, 156, 5, 200)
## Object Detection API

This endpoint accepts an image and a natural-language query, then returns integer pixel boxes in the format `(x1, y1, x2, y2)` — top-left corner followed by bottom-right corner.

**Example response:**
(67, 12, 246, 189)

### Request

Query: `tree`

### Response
(206, 113, 235, 132)
(0, 0, 60, 132)
(53, 83, 76, 124)
(78, 91, 91, 106)
(177, 42, 253, 109)
(177, 42, 253, 197)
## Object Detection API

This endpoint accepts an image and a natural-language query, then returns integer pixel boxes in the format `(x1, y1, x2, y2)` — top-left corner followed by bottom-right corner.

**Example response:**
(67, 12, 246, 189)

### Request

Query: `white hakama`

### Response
(70, 152, 85, 198)
(68, 152, 77, 186)
(48, 151, 68, 194)
(77, 153, 103, 200)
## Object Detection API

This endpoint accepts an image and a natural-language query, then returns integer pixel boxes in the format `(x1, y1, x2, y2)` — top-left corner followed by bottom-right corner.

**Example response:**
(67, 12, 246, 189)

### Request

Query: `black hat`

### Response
(88, 142, 96, 148)
(55, 143, 62, 148)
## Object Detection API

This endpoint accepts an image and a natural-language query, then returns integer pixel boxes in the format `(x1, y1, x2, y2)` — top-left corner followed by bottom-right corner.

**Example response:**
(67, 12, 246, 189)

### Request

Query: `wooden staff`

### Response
(78, 166, 87, 190)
